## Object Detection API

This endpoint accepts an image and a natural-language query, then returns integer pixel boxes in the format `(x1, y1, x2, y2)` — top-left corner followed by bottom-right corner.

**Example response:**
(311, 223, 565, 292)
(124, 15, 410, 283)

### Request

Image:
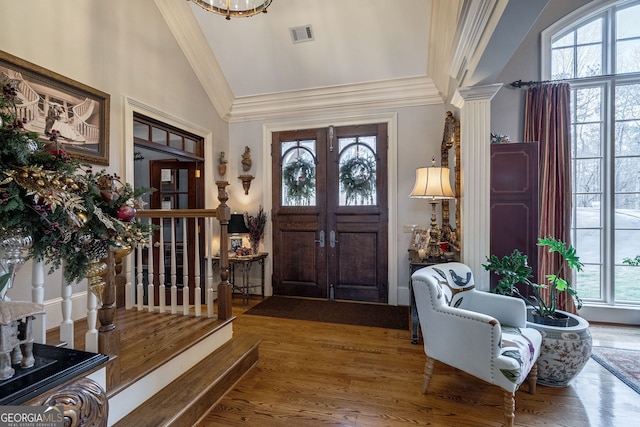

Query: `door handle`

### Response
(330, 230, 338, 248)
(315, 230, 325, 248)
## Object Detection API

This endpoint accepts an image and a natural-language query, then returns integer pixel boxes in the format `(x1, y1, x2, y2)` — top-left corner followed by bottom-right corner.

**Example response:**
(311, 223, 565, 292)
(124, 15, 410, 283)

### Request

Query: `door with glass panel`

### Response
(271, 124, 388, 302)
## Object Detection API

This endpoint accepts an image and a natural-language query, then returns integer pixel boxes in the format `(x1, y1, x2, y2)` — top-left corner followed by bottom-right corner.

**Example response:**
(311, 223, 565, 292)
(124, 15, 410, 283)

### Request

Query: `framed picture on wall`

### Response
(0, 50, 110, 165)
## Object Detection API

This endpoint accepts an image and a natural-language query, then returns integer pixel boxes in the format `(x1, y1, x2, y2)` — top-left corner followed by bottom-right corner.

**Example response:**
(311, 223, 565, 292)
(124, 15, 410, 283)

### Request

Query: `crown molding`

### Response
(227, 76, 443, 123)
(154, 0, 234, 120)
(449, 0, 508, 85)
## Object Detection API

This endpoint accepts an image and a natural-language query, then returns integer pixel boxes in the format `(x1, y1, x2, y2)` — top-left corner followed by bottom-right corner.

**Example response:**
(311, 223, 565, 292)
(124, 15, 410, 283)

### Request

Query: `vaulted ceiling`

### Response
(154, 0, 549, 122)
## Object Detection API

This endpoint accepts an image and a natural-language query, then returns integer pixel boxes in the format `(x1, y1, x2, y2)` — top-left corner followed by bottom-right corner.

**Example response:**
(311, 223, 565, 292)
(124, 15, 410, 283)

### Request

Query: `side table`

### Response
(214, 253, 268, 306)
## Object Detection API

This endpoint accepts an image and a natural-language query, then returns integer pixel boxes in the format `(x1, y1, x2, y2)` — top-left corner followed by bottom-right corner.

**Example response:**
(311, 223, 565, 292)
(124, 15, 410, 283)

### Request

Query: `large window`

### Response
(549, 0, 640, 306)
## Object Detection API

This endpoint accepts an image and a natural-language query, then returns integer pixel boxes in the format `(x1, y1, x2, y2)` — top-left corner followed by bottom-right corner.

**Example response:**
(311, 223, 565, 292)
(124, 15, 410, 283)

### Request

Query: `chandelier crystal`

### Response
(190, 0, 273, 20)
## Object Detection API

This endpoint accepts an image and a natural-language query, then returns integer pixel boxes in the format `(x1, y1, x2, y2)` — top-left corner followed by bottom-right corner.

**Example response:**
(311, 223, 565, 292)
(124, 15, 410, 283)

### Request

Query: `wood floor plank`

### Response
(199, 298, 640, 427)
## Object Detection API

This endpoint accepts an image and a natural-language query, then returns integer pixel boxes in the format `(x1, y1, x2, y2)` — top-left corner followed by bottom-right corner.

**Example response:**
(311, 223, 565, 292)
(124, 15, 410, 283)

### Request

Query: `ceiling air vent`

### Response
(289, 25, 314, 44)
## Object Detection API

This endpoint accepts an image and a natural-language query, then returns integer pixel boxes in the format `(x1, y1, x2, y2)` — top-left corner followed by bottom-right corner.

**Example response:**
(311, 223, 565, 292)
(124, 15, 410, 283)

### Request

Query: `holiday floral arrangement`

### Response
(282, 157, 315, 205)
(244, 206, 267, 253)
(0, 75, 151, 289)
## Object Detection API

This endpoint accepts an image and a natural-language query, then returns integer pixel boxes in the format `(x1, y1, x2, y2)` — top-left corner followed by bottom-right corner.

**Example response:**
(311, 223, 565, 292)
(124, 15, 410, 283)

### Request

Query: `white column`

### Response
(31, 261, 46, 344)
(452, 84, 502, 289)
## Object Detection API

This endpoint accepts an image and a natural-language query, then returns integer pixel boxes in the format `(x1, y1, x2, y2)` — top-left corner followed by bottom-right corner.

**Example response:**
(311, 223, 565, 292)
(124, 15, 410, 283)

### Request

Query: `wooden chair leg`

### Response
(503, 391, 515, 427)
(421, 356, 435, 394)
(527, 362, 537, 395)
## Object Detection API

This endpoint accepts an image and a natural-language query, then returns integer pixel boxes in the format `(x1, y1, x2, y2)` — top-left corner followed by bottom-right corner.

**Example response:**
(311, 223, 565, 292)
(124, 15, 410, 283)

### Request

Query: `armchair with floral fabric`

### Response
(411, 262, 542, 427)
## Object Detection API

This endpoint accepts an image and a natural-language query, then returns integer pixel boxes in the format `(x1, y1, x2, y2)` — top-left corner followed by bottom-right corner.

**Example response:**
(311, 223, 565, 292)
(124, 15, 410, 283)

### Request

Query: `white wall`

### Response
(1, 0, 226, 304)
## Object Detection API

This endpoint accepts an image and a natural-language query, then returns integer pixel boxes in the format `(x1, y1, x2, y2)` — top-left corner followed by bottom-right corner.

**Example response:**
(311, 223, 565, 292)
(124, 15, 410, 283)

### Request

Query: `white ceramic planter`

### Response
(526, 309, 592, 387)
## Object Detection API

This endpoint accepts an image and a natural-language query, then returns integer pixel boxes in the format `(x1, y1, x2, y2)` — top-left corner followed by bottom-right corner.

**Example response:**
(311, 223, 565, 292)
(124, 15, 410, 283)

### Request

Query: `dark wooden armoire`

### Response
(490, 142, 539, 293)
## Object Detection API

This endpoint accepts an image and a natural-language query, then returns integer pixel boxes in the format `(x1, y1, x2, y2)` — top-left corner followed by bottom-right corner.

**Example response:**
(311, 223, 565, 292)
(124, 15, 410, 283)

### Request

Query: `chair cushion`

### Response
(495, 325, 541, 388)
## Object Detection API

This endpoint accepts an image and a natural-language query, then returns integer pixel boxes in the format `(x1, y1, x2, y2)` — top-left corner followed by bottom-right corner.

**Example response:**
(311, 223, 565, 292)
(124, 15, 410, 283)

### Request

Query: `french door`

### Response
(271, 124, 388, 303)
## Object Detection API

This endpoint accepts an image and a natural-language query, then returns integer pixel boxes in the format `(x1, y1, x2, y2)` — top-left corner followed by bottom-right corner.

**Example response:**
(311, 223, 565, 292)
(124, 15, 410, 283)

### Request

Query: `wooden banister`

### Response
(215, 181, 233, 320)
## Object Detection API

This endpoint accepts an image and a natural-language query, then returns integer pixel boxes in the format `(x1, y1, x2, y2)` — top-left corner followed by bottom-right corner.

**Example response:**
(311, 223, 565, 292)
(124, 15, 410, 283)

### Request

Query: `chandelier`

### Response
(190, 0, 273, 20)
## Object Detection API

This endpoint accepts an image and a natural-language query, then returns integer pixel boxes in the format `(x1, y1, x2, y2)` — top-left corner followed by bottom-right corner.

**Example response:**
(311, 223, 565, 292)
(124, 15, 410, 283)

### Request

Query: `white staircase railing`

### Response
(26, 209, 223, 352)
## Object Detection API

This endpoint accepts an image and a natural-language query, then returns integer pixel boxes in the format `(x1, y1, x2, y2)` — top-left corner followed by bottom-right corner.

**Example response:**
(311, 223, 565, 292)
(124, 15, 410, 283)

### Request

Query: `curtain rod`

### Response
(510, 73, 623, 88)
(509, 79, 562, 88)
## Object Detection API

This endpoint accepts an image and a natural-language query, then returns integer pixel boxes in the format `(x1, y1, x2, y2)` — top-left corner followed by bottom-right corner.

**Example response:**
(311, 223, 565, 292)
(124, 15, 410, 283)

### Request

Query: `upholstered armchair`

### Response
(411, 262, 542, 427)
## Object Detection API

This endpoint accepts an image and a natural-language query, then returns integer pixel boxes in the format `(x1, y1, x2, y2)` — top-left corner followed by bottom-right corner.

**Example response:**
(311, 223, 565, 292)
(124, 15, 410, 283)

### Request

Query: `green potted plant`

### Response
(483, 236, 583, 326)
(483, 236, 592, 387)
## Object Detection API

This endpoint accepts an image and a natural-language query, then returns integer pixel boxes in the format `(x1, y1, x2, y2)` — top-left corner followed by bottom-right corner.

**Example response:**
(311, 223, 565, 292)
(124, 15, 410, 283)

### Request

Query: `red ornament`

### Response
(118, 205, 136, 222)
(101, 190, 120, 203)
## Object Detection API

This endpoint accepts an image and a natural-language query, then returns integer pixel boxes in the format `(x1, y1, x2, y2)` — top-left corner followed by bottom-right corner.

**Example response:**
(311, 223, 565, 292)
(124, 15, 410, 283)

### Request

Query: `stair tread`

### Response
(113, 333, 261, 427)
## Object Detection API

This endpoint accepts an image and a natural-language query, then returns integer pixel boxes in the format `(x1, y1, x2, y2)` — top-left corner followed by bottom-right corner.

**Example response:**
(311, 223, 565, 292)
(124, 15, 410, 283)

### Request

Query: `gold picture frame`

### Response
(0, 50, 110, 165)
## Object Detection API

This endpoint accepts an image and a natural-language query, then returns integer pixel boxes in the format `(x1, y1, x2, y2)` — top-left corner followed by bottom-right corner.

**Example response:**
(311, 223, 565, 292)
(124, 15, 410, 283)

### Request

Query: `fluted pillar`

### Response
(451, 84, 502, 288)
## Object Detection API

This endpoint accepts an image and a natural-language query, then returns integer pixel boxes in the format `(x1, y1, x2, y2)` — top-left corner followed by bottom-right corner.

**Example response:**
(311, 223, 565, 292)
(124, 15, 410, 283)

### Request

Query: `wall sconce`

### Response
(410, 158, 455, 259)
(238, 175, 254, 195)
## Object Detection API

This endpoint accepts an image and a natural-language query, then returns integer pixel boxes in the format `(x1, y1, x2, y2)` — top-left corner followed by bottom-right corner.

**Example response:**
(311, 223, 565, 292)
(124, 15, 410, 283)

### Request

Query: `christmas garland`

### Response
(282, 158, 316, 205)
(339, 156, 376, 205)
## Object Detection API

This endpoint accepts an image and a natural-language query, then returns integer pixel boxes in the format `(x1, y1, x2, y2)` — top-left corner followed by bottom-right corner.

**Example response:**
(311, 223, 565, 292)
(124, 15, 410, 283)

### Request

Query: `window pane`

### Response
(338, 136, 377, 206)
(577, 18, 602, 44)
(616, 4, 640, 39)
(617, 39, 640, 73)
(615, 157, 640, 192)
(576, 228, 601, 263)
(552, 47, 575, 79)
(152, 127, 167, 145)
(575, 87, 602, 123)
(615, 121, 640, 155)
(574, 123, 602, 156)
(616, 193, 640, 210)
(552, 31, 574, 48)
(169, 133, 182, 150)
(281, 140, 316, 207)
(185, 138, 196, 154)
(577, 264, 601, 299)
(615, 229, 640, 263)
(576, 44, 602, 77)
(615, 266, 640, 302)
(576, 200, 602, 227)
(133, 121, 149, 139)
(574, 158, 601, 194)
(615, 84, 640, 120)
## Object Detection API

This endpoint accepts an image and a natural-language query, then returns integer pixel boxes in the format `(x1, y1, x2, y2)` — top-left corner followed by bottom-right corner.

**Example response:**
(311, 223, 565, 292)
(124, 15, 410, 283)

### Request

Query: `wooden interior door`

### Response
(271, 124, 388, 303)
(490, 142, 539, 294)
(149, 159, 204, 304)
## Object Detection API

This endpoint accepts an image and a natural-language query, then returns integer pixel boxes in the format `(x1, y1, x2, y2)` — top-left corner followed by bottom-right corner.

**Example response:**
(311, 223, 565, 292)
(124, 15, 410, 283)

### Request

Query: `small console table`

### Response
(214, 252, 268, 305)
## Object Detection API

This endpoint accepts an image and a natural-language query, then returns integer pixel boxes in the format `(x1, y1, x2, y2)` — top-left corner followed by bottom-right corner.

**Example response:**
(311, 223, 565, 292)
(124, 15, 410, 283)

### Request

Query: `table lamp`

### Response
(228, 213, 249, 253)
(410, 158, 455, 259)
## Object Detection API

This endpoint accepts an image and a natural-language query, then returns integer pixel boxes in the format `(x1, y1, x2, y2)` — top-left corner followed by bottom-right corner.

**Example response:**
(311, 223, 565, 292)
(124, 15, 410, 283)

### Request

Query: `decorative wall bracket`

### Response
(238, 175, 254, 195)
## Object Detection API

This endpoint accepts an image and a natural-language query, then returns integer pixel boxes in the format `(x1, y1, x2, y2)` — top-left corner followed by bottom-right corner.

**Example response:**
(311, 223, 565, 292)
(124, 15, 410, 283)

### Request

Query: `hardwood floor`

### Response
(199, 297, 640, 427)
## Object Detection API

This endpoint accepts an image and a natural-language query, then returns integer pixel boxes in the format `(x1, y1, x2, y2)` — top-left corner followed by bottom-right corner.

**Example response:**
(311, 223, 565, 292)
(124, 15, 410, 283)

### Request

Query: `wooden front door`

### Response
(149, 159, 204, 304)
(271, 124, 388, 302)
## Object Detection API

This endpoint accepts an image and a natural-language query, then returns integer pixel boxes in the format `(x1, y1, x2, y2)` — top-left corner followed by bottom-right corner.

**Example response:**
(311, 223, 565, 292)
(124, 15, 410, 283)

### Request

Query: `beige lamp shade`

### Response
(410, 167, 455, 199)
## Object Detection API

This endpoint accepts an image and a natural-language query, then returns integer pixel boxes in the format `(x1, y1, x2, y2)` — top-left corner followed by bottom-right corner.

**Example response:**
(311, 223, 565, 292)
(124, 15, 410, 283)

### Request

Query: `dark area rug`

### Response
(245, 296, 409, 330)
(591, 346, 640, 394)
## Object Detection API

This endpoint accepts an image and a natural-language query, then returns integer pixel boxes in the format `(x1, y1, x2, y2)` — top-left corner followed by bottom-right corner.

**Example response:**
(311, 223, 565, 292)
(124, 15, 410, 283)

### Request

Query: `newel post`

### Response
(216, 181, 233, 319)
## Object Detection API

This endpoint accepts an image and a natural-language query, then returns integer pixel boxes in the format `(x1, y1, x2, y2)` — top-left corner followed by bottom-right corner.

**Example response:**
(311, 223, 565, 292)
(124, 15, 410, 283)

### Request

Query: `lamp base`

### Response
(426, 201, 443, 259)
